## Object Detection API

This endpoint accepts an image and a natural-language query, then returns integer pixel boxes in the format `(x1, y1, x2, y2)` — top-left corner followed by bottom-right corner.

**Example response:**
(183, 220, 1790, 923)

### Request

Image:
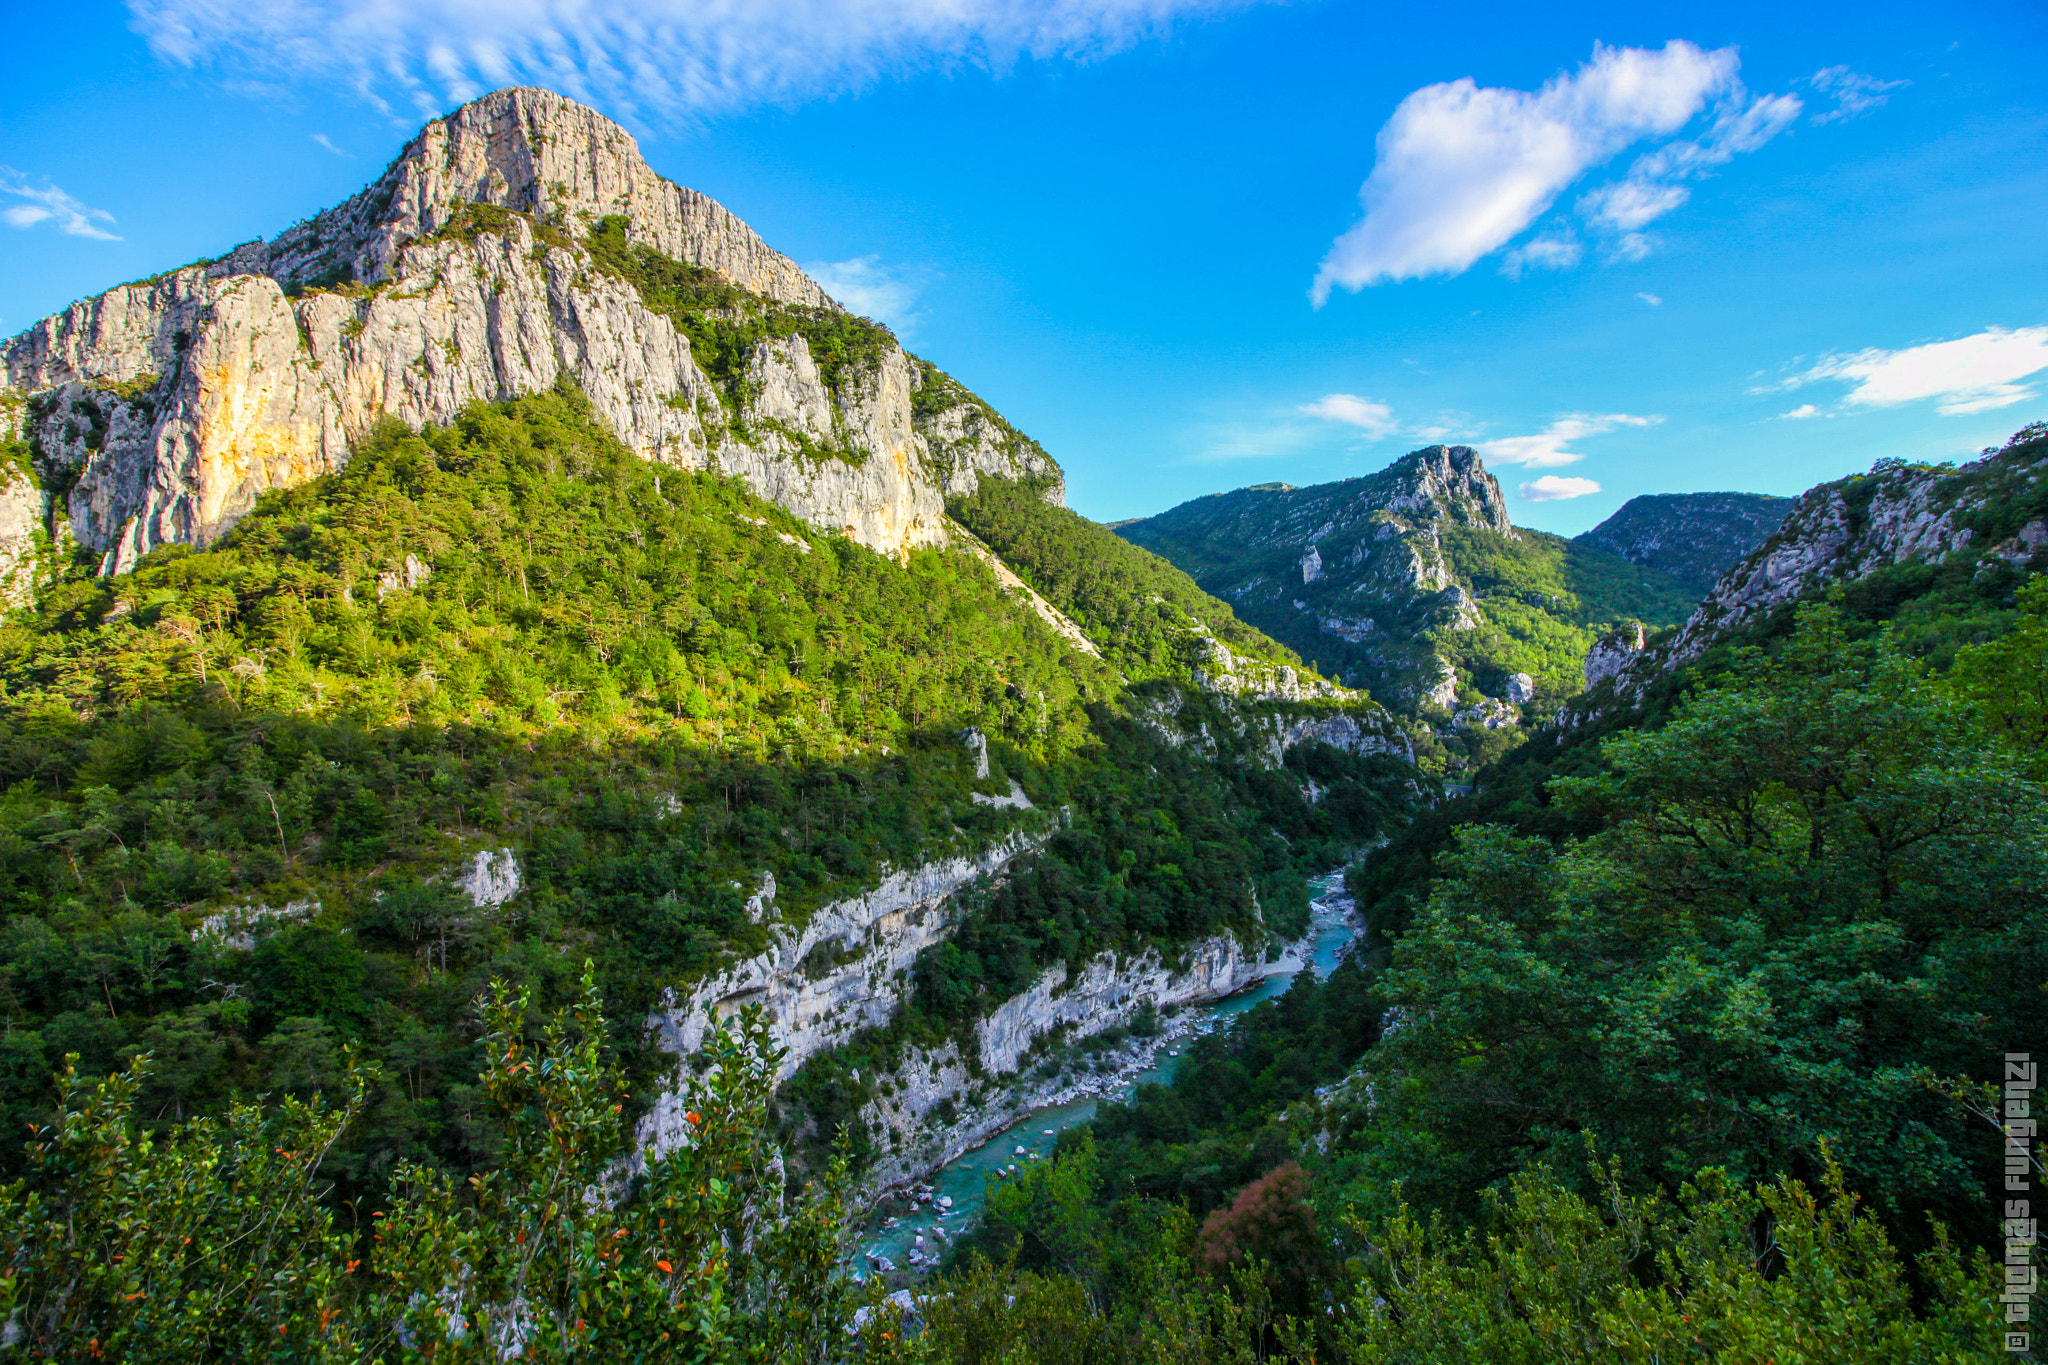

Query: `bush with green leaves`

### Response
(1329, 605, 2045, 1249)
(0, 969, 854, 1362)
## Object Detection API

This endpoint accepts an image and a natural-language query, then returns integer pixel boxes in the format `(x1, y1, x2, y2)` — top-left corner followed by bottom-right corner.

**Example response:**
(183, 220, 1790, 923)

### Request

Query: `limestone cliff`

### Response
(0, 87, 1060, 587)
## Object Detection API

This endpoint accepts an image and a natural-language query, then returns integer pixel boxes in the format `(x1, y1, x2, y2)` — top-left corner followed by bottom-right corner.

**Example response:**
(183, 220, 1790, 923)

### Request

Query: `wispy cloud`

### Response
(1311, 41, 1800, 301)
(1764, 326, 2048, 416)
(311, 133, 354, 157)
(128, 0, 1262, 125)
(1300, 393, 1398, 438)
(1190, 418, 1327, 464)
(1808, 66, 1909, 124)
(0, 168, 120, 240)
(1779, 403, 1821, 419)
(1519, 475, 1602, 501)
(802, 255, 928, 339)
(1501, 233, 1582, 278)
(1571, 85, 1800, 258)
(1477, 412, 1657, 468)
(1635, 291, 1662, 306)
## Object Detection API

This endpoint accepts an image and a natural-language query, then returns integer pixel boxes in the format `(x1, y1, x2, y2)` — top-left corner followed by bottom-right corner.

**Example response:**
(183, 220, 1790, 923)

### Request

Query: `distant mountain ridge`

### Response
(1581, 426, 2048, 711)
(1574, 491, 1793, 598)
(1115, 447, 1701, 750)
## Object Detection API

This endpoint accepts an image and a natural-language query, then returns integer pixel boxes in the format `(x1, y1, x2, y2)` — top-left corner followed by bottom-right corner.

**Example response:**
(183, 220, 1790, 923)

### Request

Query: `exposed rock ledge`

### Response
(632, 831, 1047, 1164)
(856, 878, 1361, 1202)
(854, 930, 1271, 1197)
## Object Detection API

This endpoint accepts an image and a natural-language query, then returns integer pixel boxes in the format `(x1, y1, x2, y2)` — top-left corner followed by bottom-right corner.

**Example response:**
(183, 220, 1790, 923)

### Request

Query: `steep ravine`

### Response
(626, 821, 1308, 1199)
(859, 872, 1364, 1275)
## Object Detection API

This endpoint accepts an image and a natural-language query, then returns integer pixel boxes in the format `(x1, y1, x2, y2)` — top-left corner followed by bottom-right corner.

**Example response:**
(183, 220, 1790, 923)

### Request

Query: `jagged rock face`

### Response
(643, 834, 1046, 1095)
(0, 87, 1061, 590)
(1587, 435, 2048, 708)
(1583, 623, 1646, 689)
(233, 87, 832, 311)
(844, 931, 1268, 1199)
(1116, 447, 1518, 704)
(1574, 491, 1792, 598)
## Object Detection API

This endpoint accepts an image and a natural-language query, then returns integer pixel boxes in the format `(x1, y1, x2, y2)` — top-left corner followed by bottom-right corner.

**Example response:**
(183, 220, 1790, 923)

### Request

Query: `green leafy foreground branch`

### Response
(0, 966, 855, 1362)
(0, 962, 2013, 1361)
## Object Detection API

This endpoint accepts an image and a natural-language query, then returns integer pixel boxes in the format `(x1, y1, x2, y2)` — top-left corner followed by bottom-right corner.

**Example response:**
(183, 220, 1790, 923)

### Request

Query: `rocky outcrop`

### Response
(1583, 623, 1646, 689)
(632, 832, 1048, 1162)
(0, 87, 1063, 595)
(1574, 492, 1792, 598)
(1191, 630, 1356, 704)
(455, 849, 522, 909)
(850, 932, 1269, 1194)
(1585, 432, 2048, 709)
(975, 936, 1262, 1077)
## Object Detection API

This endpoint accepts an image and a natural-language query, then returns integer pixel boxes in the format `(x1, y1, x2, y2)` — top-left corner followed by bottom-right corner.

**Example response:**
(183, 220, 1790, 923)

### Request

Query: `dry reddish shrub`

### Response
(1196, 1161, 1332, 1314)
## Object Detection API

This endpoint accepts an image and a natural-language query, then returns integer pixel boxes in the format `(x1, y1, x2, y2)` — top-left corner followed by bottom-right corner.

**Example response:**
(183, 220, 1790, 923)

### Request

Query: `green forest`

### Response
(0, 384, 1414, 1229)
(0, 229, 2038, 1355)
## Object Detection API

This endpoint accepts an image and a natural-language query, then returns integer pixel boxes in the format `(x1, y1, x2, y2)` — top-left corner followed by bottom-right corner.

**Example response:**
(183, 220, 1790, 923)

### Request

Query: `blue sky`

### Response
(3, 1, 2046, 532)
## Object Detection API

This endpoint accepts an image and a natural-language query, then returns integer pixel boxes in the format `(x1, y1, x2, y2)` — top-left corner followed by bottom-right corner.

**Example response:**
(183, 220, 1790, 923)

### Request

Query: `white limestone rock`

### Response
(1583, 624, 1647, 690)
(456, 848, 522, 908)
(0, 87, 1065, 599)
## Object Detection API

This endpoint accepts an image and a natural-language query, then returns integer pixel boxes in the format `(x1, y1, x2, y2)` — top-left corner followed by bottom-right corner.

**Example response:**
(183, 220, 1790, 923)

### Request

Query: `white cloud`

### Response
(1772, 326, 2048, 416)
(1520, 475, 1602, 501)
(1582, 179, 1689, 232)
(128, 0, 1258, 125)
(1635, 291, 1662, 306)
(1809, 66, 1909, 124)
(0, 169, 120, 240)
(1311, 41, 1742, 301)
(1779, 403, 1821, 419)
(802, 255, 927, 338)
(1500, 233, 1582, 278)
(1609, 231, 1654, 262)
(312, 133, 354, 157)
(1478, 412, 1657, 468)
(1570, 87, 1800, 254)
(1191, 419, 1324, 463)
(1300, 393, 1398, 438)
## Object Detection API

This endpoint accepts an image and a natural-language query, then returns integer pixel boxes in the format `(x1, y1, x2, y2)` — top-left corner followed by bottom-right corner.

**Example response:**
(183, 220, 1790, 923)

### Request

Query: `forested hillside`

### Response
(0, 386, 1417, 1219)
(6, 415, 2029, 1362)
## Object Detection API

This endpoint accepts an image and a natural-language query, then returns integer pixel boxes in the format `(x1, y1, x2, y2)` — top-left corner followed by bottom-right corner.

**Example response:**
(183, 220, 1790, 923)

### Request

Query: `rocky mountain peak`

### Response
(1112, 444, 1696, 720)
(0, 86, 1059, 589)
(232, 87, 832, 310)
(1384, 445, 1514, 537)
